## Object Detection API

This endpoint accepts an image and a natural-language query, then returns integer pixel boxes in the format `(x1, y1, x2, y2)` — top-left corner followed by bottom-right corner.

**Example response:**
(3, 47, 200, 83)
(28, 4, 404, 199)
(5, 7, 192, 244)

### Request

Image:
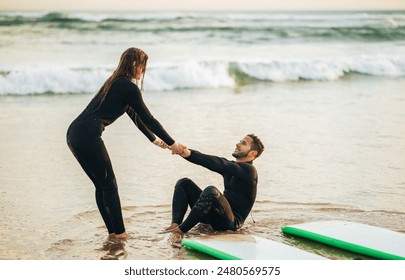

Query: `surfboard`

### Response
(181, 234, 327, 260)
(282, 220, 405, 260)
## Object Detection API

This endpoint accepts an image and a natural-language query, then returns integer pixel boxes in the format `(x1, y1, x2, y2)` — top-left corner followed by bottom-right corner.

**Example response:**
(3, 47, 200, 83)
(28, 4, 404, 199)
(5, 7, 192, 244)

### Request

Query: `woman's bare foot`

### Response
(115, 231, 128, 239)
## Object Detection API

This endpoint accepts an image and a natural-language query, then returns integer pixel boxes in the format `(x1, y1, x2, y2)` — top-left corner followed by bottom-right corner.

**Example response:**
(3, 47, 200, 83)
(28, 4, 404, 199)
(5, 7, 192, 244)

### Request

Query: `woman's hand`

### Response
(153, 138, 169, 149)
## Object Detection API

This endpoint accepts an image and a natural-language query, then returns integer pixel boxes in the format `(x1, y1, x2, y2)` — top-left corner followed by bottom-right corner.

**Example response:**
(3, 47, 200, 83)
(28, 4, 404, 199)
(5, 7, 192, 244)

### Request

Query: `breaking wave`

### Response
(1, 55, 404, 95)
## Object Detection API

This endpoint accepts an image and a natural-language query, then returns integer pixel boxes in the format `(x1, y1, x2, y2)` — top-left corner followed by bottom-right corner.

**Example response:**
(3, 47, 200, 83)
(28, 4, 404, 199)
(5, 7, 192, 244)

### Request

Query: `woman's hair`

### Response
(94, 47, 148, 108)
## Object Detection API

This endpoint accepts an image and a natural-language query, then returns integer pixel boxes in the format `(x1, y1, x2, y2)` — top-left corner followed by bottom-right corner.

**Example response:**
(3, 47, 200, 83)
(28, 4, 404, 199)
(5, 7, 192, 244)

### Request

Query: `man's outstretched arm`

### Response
(179, 148, 252, 179)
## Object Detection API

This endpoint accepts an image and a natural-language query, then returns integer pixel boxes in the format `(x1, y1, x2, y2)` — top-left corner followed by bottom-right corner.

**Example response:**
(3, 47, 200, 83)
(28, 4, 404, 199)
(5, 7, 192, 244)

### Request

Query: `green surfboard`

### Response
(182, 234, 327, 260)
(282, 220, 405, 260)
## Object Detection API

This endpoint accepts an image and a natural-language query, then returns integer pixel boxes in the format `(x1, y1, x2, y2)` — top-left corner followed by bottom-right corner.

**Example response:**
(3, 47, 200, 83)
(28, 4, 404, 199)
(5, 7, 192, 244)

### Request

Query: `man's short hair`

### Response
(248, 133, 264, 158)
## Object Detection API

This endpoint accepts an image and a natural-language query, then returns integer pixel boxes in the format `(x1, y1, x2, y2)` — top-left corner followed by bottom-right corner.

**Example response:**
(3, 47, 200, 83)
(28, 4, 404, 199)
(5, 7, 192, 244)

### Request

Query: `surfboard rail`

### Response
(182, 238, 241, 260)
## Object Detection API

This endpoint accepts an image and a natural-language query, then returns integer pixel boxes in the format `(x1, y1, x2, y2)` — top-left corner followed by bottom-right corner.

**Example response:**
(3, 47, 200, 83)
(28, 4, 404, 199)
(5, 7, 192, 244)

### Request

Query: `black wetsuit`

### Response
(66, 77, 175, 235)
(172, 149, 258, 233)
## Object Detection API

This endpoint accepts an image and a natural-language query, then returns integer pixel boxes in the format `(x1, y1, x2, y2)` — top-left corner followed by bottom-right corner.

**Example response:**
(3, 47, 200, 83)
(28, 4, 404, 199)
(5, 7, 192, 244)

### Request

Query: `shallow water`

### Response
(0, 76, 404, 259)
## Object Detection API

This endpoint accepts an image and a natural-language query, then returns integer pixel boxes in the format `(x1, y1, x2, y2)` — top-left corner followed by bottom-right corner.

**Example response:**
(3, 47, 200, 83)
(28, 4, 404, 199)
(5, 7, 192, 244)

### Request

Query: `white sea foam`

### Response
(237, 55, 405, 82)
(146, 61, 234, 91)
(0, 55, 404, 95)
(0, 64, 109, 95)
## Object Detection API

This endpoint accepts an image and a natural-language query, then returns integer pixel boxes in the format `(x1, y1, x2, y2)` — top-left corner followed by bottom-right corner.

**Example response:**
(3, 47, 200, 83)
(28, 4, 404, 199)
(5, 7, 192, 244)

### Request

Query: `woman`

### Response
(66, 47, 185, 238)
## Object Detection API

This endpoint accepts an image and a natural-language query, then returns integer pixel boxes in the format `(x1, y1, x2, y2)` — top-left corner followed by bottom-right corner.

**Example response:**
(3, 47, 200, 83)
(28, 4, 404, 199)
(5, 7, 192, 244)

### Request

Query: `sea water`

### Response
(0, 10, 404, 260)
(1, 11, 405, 94)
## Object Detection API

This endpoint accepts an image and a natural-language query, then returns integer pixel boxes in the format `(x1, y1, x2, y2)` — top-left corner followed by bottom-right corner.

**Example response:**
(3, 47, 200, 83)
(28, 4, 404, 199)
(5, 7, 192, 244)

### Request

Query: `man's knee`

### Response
(202, 186, 220, 197)
(175, 177, 193, 190)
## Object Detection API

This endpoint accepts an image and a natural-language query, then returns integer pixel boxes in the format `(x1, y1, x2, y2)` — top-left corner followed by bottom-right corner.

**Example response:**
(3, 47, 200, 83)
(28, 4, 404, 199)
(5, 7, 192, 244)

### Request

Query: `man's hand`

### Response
(179, 148, 191, 158)
(170, 142, 187, 155)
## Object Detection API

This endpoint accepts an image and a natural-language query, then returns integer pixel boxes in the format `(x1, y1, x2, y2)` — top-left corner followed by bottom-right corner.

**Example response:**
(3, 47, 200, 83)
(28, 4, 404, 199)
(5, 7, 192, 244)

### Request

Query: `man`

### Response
(166, 134, 264, 234)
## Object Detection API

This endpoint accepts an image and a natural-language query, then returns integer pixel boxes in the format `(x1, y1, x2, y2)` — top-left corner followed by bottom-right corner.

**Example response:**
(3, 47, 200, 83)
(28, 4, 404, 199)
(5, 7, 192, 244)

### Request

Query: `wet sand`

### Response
(1, 77, 404, 260)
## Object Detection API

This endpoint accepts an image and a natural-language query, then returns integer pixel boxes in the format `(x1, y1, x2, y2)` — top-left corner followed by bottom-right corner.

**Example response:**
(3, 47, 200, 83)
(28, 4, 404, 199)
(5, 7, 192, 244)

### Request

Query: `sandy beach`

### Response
(1, 74, 404, 259)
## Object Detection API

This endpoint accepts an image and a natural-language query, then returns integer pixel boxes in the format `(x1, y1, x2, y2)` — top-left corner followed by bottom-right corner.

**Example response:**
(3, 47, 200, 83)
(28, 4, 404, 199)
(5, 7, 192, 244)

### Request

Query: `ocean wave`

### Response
(232, 55, 405, 82)
(3, 10, 405, 24)
(1, 55, 404, 95)
(1, 11, 405, 41)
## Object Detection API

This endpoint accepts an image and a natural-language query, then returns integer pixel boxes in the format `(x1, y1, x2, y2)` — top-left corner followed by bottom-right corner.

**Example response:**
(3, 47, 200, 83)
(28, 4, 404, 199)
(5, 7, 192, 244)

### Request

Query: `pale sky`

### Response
(1, 0, 405, 11)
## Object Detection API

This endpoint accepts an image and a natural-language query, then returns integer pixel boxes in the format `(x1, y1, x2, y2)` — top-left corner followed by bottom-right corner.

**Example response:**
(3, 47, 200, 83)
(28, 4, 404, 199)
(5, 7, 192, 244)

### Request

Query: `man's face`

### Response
(232, 135, 253, 159)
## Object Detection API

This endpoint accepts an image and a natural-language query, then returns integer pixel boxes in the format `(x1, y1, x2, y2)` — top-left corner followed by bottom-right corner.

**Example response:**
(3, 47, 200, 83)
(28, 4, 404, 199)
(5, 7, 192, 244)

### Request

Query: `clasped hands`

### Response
(153, 138, 189, 157)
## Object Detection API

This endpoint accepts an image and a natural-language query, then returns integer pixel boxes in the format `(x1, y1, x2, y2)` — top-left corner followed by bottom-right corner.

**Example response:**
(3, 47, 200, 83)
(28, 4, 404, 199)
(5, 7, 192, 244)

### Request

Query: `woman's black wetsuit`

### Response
(66, 77, 175, 235)
(171, 149, 258, 233)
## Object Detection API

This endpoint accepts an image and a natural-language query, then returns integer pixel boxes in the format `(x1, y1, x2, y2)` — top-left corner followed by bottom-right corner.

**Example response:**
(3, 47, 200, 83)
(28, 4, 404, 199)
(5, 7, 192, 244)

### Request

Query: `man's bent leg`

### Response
(171, 178, 202, 225)
(178, 186, 231, 233)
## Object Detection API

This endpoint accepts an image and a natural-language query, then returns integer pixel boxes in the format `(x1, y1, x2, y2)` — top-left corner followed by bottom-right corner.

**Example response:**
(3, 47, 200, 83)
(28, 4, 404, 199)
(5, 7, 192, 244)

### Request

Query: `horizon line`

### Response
(1, 8, 405, 12)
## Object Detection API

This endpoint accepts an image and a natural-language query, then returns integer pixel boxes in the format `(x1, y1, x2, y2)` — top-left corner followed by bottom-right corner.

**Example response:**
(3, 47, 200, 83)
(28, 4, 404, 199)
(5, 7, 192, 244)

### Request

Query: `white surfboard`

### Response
(282, 220, 405, 260)
(182, 234, 327, 260)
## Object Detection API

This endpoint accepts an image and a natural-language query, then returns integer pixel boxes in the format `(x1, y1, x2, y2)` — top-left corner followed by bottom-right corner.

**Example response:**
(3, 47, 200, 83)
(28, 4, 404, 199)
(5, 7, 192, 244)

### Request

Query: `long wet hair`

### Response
(93, 47, 148, 109)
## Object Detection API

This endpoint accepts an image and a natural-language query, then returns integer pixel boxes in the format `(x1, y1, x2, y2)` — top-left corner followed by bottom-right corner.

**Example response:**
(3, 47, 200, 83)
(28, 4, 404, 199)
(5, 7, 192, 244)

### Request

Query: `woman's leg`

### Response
(68, 136, 125, 235)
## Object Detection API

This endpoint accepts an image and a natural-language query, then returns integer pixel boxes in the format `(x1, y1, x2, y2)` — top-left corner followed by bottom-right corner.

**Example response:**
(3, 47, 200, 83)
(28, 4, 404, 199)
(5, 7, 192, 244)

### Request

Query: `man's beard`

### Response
(232, 150, 249, 158)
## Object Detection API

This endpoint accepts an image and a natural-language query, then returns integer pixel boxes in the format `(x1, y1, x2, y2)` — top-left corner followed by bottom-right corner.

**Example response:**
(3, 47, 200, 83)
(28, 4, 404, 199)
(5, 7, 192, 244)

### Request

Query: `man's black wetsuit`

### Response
(172, 149, 258, 233)
(67, 77, 175, 235)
